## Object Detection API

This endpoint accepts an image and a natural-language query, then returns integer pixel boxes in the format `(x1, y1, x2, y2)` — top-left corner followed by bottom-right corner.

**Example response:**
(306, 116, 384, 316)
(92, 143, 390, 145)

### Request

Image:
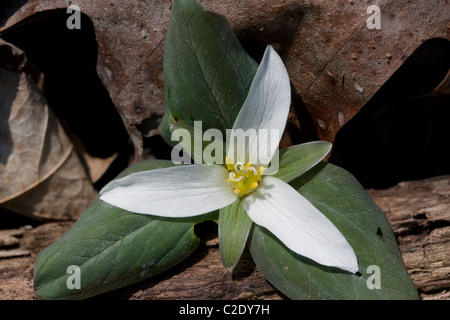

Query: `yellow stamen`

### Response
(225, 156, 234, 171)
(225, 159, 264, 196)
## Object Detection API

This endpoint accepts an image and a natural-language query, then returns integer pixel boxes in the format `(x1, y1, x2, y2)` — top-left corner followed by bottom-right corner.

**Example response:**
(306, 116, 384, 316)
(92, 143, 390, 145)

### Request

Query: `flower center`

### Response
(225, 156, 264, 196)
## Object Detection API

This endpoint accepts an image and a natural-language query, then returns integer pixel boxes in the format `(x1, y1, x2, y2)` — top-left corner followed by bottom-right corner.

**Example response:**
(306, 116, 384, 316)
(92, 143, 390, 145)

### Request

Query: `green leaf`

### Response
(274, 141, 332, 183)
(218, 199, 252, 269)
(170, 123, 226, 164)
(162, 0, 258, 134)
(159, 107, 177, 147)
(34, 160, 216, 300)
(248, 162, 419, 300)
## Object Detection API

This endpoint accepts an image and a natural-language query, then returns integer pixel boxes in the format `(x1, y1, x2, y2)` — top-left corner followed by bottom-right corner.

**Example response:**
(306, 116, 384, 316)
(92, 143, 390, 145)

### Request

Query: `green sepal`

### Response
(218, 199, 252, 270)
(274, 141, 332, 183)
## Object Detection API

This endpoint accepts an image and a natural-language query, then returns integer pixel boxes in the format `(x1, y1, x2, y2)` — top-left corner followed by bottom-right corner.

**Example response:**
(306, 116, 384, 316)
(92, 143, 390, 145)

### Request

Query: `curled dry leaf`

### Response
(0, 39, 97, 220)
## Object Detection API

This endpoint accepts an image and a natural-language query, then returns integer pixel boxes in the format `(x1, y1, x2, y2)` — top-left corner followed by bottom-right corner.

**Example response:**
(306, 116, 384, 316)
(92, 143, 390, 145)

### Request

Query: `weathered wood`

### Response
(367, 175, 450, 300)
(0, 175, 449, 300)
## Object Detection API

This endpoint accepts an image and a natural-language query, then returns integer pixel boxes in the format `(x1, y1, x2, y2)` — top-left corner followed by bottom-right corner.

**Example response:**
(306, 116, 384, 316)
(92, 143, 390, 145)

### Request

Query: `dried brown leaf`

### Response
(0, 39, 96, 220)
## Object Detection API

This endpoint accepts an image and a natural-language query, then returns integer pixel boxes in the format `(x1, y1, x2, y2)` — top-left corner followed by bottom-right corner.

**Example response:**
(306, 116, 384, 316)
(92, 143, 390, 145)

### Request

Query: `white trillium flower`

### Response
(99, 46, 358, 273)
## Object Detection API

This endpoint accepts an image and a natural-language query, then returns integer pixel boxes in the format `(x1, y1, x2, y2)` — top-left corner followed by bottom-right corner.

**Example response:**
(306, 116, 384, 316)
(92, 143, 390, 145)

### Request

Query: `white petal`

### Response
(99, 164, 238, 217)
(243, 176, 358, 273)
(228, 45, 291, 165)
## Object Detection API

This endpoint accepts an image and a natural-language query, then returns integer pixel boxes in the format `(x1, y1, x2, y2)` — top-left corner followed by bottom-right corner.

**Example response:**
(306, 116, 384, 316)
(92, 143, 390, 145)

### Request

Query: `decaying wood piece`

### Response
(368, 175, 450, 300)
(0, 175, 448, 300)
(0, 0, 447, 159)
(0, 226, 31, 259)
(0, 223, 72, 300)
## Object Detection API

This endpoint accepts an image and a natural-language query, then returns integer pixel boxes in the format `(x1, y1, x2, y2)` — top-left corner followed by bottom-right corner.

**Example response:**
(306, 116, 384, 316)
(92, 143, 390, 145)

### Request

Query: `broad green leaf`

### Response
(162, 0, 258, 134)
(34, 160, 217, 300)
(248, 162, 419, 300)
(218, 199, 252, 269)
(273, 141, 332, 183)
(170, 123, 226, 164)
